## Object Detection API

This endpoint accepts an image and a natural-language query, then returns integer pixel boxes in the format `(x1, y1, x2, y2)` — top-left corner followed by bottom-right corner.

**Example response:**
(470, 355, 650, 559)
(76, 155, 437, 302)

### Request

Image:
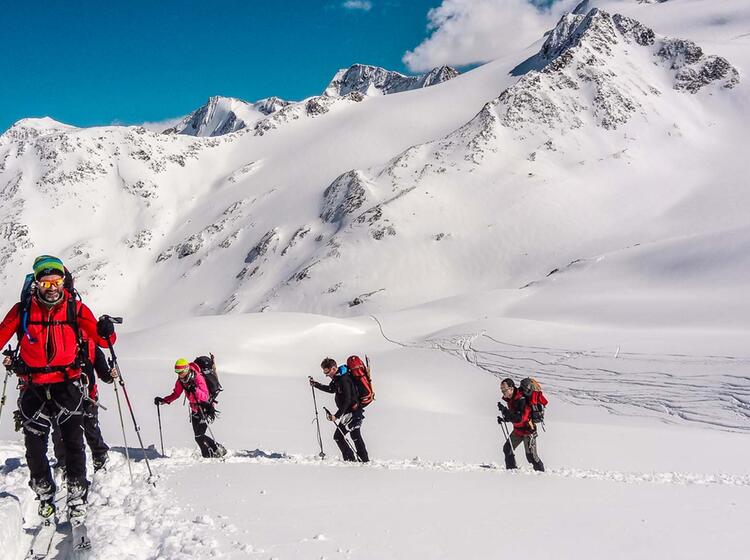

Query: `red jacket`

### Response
(503, 389, 534, 436)
(0, 290, 115, 384)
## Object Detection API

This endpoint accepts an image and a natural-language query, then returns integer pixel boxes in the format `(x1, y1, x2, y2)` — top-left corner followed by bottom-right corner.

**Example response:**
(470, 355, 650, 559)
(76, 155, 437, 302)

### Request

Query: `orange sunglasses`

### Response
(37, 278, 64, 290)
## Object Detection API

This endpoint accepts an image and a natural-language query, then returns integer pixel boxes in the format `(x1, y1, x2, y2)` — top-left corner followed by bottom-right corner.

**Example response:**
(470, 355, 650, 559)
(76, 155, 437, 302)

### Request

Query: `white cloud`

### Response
(403, 0, 577, 72)
(342, 0, 373, 11)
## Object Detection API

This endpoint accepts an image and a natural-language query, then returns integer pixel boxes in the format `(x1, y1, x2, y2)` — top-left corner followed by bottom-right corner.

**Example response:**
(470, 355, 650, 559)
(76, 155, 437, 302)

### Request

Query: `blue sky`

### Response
(1, 0, 448, 131)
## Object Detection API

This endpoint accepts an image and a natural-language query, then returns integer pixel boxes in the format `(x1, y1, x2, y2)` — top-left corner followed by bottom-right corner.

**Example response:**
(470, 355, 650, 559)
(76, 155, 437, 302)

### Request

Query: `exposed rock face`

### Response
(323, 64, 459, 97)
(487, 8, 739, 135)
(320, 171, 370, 224)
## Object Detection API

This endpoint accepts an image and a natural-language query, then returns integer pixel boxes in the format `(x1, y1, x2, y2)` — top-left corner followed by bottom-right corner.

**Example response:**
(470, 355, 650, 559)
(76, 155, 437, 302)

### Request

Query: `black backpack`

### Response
(194, 354, 222, 403)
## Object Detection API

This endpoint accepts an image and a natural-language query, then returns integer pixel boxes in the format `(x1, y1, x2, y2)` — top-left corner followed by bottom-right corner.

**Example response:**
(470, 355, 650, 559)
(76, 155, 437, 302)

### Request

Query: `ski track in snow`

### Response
(425, 332, 750, 433)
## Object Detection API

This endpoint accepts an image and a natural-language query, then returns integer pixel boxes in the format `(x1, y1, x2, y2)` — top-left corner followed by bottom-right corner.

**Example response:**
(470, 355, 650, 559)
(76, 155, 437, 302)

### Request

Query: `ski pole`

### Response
(0, 369, 10, 424)
(0, 344, 17, 424)
(498, 416, 515, 462)
(110, 365, 133, 484)
(156, 402, 165, 457)
(101, 316, 156, 485)
(194, 403, 224, 458)
(323, 407, 360, 462)
(309, 380, 325, 459)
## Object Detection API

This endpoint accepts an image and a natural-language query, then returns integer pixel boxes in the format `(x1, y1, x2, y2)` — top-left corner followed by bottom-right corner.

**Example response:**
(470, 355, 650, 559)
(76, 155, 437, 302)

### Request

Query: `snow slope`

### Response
(1, 306, 749, 559)
(1, 1, 749, 557)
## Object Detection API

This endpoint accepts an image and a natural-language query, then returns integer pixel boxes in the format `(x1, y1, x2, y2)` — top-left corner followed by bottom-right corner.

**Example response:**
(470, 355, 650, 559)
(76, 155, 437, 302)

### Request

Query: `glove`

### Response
(13, 409, 23, 432)
(97, 316, 115, 338)
(497, 416, 504, 425)
(498, 402, 509, 415)
(154, 397, 165, 405)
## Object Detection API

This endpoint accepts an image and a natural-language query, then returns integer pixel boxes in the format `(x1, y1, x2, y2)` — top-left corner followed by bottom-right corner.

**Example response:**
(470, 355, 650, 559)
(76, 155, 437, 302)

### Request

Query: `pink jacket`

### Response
(162, 363, 209, 413)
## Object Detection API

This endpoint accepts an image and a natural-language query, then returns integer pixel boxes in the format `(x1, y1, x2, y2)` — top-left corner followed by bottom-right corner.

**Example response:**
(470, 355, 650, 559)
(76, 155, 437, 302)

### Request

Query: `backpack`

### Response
(519, 377, 548, 423)
(346, 355, 374, 407)
(194, 354, 222, 402)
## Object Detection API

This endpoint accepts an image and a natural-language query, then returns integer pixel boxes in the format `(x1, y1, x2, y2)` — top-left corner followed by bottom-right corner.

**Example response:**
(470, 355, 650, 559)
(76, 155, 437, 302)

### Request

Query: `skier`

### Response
(0, 255, 117, 523)
(154, 358, 226, 458)
(51, 338, 113, 475)
(498, 378, 545, 472)
(309, 357, 369, 462)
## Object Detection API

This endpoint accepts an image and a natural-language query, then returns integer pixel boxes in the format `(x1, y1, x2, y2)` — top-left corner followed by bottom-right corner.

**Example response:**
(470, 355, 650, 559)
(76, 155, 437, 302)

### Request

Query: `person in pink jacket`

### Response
(154, 358, 226, 458)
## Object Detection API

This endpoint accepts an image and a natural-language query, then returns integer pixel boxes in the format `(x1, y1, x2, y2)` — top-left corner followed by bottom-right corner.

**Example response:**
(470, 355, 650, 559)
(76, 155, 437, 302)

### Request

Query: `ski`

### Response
(71, 522, 91, 557)
(25, 518, 57, 559)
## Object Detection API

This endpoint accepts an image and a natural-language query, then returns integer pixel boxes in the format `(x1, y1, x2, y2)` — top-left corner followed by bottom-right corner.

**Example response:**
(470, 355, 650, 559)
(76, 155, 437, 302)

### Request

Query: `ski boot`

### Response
(66, 479, 89, 527)
(30, 477, 57, 519)
(213, 444, 227, 458)
(93, 453, 108, 472)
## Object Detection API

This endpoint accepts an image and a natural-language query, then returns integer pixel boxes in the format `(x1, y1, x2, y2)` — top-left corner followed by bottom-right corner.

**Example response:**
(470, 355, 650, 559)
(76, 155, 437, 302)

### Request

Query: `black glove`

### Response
(154, 397, 165, 405)
(498, 402, 509, 415)
(13, 409, 23, 432)
(184, 381, 196, 393)
(497, 416, 505, 425)
(200, 402, 217, 423)
(97, 316, 115, 338)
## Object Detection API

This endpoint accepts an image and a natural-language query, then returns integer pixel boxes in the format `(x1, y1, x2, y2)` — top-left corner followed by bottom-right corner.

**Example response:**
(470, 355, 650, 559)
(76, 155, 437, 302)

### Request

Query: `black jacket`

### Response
(313, 373, 358, 418)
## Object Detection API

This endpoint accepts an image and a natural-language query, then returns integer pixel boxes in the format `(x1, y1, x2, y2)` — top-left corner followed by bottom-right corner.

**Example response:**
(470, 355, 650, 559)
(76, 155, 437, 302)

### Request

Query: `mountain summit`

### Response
(164, 96, 290, 137)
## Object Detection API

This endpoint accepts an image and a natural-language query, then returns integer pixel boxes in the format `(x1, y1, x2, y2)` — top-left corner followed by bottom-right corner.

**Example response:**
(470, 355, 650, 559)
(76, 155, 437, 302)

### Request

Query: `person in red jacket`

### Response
(154, 359, 226, 458)
(0, 255, 116, 522)
(498, 378, 545, 472)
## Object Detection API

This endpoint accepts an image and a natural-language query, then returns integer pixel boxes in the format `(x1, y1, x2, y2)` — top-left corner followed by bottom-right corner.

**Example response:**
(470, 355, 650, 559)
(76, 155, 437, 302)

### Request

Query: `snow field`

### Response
(1, 306, 748, 558)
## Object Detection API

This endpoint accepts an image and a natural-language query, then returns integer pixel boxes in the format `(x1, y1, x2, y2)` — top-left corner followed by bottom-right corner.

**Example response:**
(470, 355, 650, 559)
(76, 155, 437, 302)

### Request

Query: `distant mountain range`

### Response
(0, 0, 746, 327)
(164, 64, 459, 138)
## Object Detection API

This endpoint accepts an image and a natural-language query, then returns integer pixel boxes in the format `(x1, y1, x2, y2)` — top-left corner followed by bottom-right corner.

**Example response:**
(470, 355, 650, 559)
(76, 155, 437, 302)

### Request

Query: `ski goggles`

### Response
(37, 278, 64, 290)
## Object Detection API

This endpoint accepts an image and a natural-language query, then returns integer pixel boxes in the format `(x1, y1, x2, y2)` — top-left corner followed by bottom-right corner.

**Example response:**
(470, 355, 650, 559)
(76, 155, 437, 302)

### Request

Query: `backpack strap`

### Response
(18, 293, 86, 383)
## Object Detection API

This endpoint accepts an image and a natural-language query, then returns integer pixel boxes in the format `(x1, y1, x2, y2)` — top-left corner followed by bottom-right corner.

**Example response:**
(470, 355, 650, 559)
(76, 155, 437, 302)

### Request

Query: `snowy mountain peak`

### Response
(164, 96, 250, 137)
(323, 64, 458, 97)
(1, 117, 75, 140)
(478, 7, 738, 135)
(163, 95, 290, 137)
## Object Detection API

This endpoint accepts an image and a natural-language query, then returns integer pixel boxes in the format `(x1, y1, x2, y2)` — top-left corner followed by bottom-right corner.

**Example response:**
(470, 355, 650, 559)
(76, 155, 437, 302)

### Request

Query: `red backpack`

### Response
(347, 355, 374, 407)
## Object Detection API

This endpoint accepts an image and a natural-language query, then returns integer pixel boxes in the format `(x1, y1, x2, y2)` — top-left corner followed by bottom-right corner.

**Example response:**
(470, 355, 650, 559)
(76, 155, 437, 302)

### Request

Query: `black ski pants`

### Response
(333, 410, 369, 462)
(19, 381, 87, 486)
(191, 413, 220, 458)
(52, 398, 109, 467)
(503, 431, 544, 471)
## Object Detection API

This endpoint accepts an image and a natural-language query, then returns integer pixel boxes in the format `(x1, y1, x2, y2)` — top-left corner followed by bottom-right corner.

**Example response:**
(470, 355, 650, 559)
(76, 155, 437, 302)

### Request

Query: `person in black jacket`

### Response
(309, 357, 369, 462)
